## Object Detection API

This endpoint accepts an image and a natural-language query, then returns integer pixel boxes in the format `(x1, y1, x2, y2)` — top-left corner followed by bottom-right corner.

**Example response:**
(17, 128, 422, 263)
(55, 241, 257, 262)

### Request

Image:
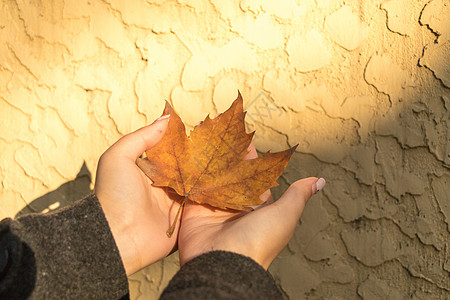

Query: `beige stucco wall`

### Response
(1, 0, 449, 298)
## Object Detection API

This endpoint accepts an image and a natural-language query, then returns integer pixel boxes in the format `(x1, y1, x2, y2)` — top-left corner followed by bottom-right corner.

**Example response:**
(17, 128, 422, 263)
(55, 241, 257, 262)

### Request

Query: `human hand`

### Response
(177, 144, 325, 270)
(95, 116, 182, 275)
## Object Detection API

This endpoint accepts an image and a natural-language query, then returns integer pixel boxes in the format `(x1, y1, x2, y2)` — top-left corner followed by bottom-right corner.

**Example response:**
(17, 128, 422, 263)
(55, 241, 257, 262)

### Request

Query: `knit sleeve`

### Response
(0, 194, 129, 299)
(160, 251, 284, 300)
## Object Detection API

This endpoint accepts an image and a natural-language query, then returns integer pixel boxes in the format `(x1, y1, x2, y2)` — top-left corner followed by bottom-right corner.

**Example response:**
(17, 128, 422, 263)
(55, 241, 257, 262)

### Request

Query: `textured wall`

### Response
(1, 0, 449, 299)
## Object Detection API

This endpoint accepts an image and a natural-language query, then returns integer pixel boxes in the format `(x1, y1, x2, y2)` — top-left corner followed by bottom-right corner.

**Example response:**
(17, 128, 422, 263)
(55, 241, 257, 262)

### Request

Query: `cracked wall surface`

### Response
(1, 0, 449, 299)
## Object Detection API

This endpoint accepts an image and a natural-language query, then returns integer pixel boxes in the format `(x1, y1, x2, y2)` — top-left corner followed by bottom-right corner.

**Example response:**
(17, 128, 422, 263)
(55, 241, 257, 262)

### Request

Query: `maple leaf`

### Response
(137, 92, 297, 237)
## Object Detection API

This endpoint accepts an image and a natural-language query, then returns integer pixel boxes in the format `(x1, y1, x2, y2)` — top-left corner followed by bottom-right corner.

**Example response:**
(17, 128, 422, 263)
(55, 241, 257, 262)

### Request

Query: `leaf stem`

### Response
(166, 198, 186, 238)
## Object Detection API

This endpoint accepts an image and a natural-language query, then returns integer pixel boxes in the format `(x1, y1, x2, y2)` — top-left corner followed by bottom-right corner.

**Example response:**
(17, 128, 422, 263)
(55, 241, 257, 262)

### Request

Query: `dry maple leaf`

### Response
(137, 92, 297, 237)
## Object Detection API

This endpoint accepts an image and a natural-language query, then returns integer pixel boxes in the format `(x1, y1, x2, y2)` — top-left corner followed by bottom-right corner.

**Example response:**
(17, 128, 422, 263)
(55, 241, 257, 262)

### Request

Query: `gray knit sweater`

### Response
(0, 194, 283, 299)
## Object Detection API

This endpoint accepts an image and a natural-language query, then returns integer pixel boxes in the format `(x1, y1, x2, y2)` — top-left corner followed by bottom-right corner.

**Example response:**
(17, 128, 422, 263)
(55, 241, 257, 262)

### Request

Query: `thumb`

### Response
(109, 115, 170, 160)
(271, 177, 325, 225)
(234, 177, 326, 269)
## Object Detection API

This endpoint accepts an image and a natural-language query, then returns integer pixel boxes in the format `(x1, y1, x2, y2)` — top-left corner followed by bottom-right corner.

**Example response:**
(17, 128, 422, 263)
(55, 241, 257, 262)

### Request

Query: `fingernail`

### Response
(152, 114, 170, 124)
(312, 178, 326, 194)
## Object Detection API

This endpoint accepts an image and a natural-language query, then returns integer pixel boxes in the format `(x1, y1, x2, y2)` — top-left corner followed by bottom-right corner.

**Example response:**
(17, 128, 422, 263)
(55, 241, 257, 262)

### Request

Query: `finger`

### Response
(260, 189, 272, 203)
(242, 177, 322, 249)
(244, 141, 258, 160)
(245, 177, 322, 232)
(251, 189, 273, 211)
(230, 177, 324, 269)
(245, 143, 274, 207)
(271, 177, 324, 223)
(136, 158, 155, 182)
(108, 116, 170, 160)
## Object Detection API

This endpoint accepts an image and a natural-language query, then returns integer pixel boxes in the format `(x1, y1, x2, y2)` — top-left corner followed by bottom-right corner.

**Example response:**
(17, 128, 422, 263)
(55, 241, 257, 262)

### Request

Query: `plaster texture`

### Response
(0, 0, 449, 299)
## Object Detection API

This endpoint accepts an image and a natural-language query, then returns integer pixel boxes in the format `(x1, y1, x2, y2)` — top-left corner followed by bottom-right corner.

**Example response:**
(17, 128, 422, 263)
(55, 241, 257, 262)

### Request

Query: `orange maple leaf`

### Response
(138, 92, 297, 237)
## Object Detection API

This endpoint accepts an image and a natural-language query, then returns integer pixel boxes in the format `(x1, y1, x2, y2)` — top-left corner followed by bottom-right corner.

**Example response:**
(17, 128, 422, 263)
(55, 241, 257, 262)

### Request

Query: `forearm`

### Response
(160, 251, 283, 300)
(0, 194, 129, 299)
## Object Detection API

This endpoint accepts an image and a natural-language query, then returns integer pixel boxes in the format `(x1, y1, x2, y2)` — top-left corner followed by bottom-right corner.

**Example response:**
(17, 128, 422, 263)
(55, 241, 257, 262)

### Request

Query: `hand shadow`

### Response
(15, 162, 92, 218)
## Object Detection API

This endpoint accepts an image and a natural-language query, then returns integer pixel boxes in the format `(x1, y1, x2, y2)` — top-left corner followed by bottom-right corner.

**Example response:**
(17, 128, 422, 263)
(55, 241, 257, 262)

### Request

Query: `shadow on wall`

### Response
(15, 162, 92, 218)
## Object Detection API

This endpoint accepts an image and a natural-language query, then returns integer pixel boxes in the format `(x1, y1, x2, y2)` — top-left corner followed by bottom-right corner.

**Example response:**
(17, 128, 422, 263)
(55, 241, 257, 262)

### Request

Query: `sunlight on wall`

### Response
(1, 0, 449, 299)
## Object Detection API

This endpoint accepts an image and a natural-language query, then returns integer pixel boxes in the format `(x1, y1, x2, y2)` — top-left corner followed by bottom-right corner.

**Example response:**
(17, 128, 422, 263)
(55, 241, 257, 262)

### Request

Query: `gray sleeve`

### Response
(0, 194, 129, 299)
(160, 251, 284, 300)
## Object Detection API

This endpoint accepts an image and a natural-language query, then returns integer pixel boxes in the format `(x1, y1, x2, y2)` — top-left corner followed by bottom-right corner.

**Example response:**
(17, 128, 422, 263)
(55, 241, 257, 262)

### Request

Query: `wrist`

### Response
(96, 195, 142, 275)
(109, 223, 142, 275)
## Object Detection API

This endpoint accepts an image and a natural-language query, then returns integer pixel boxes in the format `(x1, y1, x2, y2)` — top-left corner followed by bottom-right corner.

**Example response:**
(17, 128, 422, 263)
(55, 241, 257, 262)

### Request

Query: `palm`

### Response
(125, 163, 181, 257)
(99, 157, 181, 264)
(177, 143, 272, 266)
(94, 118, 180, 275)
(178, 204, 241, 264)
